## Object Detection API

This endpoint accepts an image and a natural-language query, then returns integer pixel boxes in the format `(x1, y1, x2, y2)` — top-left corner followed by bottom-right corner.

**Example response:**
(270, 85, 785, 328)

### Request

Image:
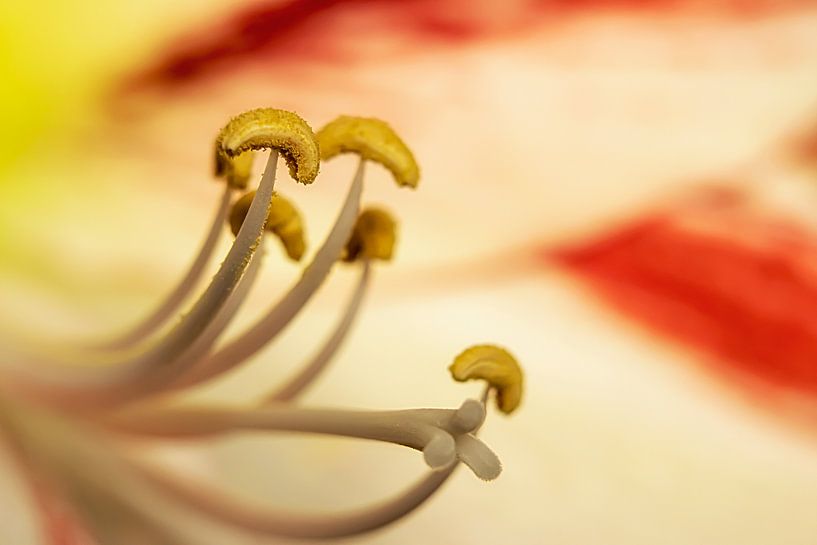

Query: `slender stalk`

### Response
(266, 259, 371, 403)
(173, 245, 267, 376)
(95, 184, 233, 351)
(107, 405, 470, 459)
(99, 245, 268, 407)
(175, 159, 366, 389)
(120, 391, 494, 540)
(133, 459, 457, 540)
(103, 150, 277, 385)
(5, 152, 280, 407)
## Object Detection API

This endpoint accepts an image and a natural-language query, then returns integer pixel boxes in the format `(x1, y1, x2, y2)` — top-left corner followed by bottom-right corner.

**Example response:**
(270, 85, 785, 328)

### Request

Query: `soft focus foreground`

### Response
(3, 1, 817, 544)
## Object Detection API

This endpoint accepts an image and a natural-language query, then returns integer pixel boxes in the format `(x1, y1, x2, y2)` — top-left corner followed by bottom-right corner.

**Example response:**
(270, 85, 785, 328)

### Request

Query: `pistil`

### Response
(106, 399, 489, 473)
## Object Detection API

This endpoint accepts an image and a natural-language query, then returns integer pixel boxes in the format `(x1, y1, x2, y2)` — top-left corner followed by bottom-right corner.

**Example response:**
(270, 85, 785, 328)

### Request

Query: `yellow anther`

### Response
(317, 116, 419, 188)
(449, 345, 524, 415)
(215, 108, 320, 188)
(343, 207, 397, 263)
(214, 146, 255, 189)
(230, 191, 306, 261)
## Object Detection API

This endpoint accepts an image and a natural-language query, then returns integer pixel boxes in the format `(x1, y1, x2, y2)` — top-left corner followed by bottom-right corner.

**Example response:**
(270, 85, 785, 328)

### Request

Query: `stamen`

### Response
(317, 116, 420, 188)
(343, 207, 397, 263)
(174, 116, 418, 388)
(48, 237, 268, 408)
(156, 245, 267, 392)
(8, 152, 278, 408)
(214, 145, 255, 189)
(5, 109, 322, 407)
(265, 260, 371, 403)
(229, 190, 306, 261)
(216, 108, 320, 187)
(0, 104, 527, 543)
(96, 183, 234, 350)
(173, 159, 365, 388)
(449, 345, 524, 414)
(232, 208, 395, 404)
(256, 208, 397, 403)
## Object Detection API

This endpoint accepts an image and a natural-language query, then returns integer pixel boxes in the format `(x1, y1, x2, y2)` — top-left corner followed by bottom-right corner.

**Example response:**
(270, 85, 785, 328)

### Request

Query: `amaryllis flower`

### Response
(4, 1, 817, 544)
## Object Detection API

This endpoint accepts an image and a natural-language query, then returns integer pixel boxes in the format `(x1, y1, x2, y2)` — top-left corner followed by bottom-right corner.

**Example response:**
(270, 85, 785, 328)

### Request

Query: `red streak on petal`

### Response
(123, 0, 816, 94)
(136, 0, 344, 86)
(792, 119, 817, 167)
(28, 478, 96, 545)
(550, 188, 817, 399)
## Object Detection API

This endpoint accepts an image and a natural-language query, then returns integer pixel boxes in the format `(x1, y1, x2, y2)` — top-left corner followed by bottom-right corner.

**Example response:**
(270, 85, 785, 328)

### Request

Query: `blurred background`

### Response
(2, 0, 817, 543)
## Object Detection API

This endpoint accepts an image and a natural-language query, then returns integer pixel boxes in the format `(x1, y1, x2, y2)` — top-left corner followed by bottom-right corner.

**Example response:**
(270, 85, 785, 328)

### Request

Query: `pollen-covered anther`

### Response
(343, 207, 397, 263)
(449, 345, 524, 415)
(230, 191, 306, 261)
(317, 116, 419, 188)
(215, 108, 320, 188)
(214, 146, 255, 189)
